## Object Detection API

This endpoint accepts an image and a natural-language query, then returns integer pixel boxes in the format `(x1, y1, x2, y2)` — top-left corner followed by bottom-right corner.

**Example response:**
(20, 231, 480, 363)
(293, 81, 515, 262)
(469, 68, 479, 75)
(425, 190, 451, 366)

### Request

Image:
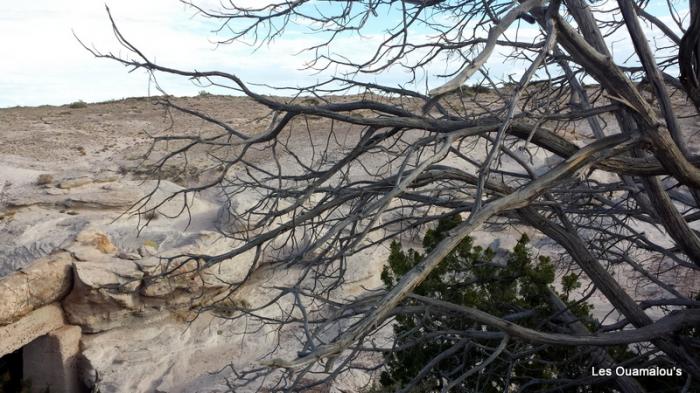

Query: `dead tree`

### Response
(84, 0, 700, 391)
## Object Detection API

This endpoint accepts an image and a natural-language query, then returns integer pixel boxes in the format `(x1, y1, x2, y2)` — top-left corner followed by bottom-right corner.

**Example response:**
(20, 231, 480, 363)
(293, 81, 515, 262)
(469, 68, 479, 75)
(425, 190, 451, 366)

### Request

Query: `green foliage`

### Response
(300, 96, 321, 105)
(68, 100, 88, 109)
(561, 272, 581, 299)
(377, 216, 693, 392)
(458, 84, 491, 96)
(468, 84, 491, 94)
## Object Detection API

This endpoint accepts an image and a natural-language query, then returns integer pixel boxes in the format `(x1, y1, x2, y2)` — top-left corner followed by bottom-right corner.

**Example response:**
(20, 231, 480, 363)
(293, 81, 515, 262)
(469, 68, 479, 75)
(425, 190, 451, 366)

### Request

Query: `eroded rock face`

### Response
(0, 98, 388, 392)
(0, 252, 73, 325)
(58, 176, 93, 189)
(23, 325, 82, 393)
(78, 313, 280, 393)
(62, 230, 254, 333)
(0, 304, 66, 357)
(75, 261, 383, 393)
(1, 164, 227, 274)
(7, 185, 139, 210)
(75, 229, 119, 254)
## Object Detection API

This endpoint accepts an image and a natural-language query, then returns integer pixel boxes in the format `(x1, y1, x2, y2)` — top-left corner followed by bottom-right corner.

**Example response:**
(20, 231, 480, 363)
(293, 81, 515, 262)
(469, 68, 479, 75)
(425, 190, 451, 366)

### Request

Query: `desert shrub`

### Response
(142, 239, 159, 249)
(68, 100, 88, 109)
(462, 84, 491, 95)
(376, 216, 692, 392)
(35, 174, 53, 186)
(300, 97, 321, 105)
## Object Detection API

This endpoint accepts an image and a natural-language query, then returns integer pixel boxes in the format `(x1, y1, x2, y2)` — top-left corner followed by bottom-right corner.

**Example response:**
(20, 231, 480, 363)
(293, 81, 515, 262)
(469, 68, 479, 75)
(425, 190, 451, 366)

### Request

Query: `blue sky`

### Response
(0, 0, 686, 108)
(0, 0, 540, 107)
(0, 1, 310, 107)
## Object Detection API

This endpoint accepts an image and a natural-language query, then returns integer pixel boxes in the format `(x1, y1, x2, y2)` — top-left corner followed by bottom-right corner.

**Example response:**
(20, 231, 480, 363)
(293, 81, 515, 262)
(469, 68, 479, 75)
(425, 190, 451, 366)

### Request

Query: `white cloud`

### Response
(0, 0, 330, 107)
(1, 0, 537, 107)
(0, 1, 688, 107)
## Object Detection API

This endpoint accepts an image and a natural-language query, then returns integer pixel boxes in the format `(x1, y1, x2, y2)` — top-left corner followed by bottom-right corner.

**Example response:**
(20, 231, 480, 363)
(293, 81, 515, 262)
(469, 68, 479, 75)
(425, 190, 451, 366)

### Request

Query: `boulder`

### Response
(75, 229, 118, 254)
(94, 172, 120, 183)
(0, 304, 66, 356)
(62, 258, 144, 333)
(0, 252, 74, 325)
(63, 253, 230, 332)
(117, 251, 141, 261)
(36, 173, 54, 186)
(58, 177, 93, 189)
(73, 259, 143, 292)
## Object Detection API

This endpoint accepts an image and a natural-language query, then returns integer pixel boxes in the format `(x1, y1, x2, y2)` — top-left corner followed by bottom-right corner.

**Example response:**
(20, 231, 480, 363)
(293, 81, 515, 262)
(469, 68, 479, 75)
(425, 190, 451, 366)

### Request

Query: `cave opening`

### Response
(0, 347, 26, 393)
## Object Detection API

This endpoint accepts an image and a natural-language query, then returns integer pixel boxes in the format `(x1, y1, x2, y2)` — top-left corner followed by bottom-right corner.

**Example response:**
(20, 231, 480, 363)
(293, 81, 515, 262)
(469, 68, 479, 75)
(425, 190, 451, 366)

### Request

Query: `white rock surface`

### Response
(23, 325, 82, 393)
(0, 304, 65, 357)
(2, 97, 699, 392)
(79, 313, 281, 393)
(0, 252, 73, 325)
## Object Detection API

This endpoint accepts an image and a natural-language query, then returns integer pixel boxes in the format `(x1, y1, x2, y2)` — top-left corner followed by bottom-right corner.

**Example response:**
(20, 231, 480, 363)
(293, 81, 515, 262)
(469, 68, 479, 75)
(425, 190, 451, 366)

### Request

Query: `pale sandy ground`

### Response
(0, 95, 385, 392)
(0, 96, 261, 272)
(0, 94, 698, 391)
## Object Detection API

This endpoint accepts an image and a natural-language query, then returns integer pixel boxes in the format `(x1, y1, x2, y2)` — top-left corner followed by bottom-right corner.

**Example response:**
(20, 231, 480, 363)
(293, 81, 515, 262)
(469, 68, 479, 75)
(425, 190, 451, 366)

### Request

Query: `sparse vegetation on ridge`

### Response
(68, 100, 88, 109)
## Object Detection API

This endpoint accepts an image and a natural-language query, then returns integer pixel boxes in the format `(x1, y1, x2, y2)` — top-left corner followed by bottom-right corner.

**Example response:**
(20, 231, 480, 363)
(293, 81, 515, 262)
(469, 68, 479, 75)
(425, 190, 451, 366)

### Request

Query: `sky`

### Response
(0, 0, 687, 108)
(0, 0, 542, 107)
(0, 1, 315, 107)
